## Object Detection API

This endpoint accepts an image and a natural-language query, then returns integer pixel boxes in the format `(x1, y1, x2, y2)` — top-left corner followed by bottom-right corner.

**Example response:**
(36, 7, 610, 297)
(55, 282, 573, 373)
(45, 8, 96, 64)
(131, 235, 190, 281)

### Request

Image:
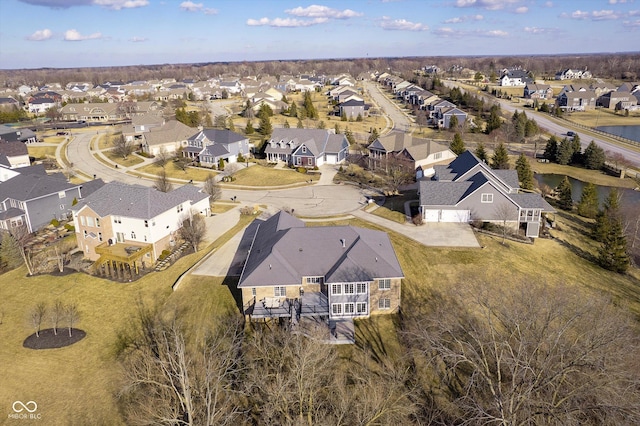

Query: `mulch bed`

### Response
(23, 328, 86, 350)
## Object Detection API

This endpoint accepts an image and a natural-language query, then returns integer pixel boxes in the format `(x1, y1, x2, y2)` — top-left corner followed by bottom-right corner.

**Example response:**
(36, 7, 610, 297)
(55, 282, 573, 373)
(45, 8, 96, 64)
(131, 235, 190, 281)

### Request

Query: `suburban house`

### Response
(0, 170, 104, 233)
(499, 69, 532, 87)
(419, 151, 554, 237)
(59, 101, 159, 123)
(339, 99, 366, 119)
(436, 107, 468, 129)
(238, 211, 404, 343)
(0, 125, 37, 144)
(597, 91, 638, 110)
(367, 132, 456, 178)
(265, 128, 349, 167)
(555, 69, 592, 80)
(138, 120, 195, 156)
(556, 90, 597, 111)
(184, 129, 250, 168)
(71, 182, 209, 276)
(523, 83, 553, 100)
(0, 141, 30, 169)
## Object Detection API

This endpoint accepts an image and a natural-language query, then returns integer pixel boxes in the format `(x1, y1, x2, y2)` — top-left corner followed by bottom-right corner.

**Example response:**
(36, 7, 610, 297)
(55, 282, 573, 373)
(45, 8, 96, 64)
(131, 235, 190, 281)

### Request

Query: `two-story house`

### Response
(419, 151, 554, 237)
(71, 182, 209, 277)
(183, 129, 250, 168)
(238, 211, 404, 343)
(264, 128, 349, 167)
(523, 83, 553, 100)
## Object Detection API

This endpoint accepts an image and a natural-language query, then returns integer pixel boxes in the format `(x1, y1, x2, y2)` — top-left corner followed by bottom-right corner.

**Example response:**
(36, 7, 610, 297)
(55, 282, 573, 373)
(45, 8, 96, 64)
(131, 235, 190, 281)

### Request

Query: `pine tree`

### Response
(449, 114, 459, 131)
(593, 188, 621, 242)
(557, 176, 574, 210)
(583, 141, 605, 170)
(0, 232, 24, 270)
(485, 104, 502, 134)
(367, 128, 380, 144)
(289, 101, 298, 118)
(577, 182, 599, 219)
(344, 128, 355, 145)
(515, 153, 535, 190)
(475, 142, 488, 163)
(227, 116, 235, 132)
(334, 123, 341, 134)
(571, 133, 582, 164)
(598, 218, 630, 273)
(450, 132, 466, 155)
(259, 112, 272, 137)
(244, 120, 254, 135)
(303, 91, 317, 119)
(556, 137, 573, 165)
(283, 120, 290, 128)
(490, 142, 510, 169)
(296, 117, 304, 128)
(543, 136, 558, 162)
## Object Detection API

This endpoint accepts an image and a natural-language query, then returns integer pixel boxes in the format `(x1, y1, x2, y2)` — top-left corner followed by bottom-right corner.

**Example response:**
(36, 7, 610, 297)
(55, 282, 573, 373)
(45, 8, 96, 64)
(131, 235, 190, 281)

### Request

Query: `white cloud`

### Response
(285, 5, 363, 19)
(433, 27, 507, 37)
(432, 27, 463, 37)
(129, 36, 147, 42)
(609, 0, 632, 4)
(544, 1, 553, 7)
(444, 14, 484, 23)
(562, 9, 626, 20)
(444, 17, 463, 23)
(64, 29, 103, 41)
(524, 26, 561, 34)
(26, 28, 53, 41)
(380, 17, 429, 31)
(514, 6, 528, 13)
(179, 1, 217, 14)
(246, 17, 327, 27)
(483, 29, 508, 37)
(92, 0, 149, 9)
(455, 0, 520, 11)
(623, 18, 640, 27)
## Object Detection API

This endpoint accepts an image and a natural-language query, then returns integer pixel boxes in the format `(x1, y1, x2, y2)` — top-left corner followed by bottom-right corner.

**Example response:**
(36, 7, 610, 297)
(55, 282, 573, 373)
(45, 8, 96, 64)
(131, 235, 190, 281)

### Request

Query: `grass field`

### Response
(564, 108, 640, 127)
(40, 136, 66, 144)
(223, 164, 319, 186)
(371, 190, 418, 224)
(103, 150, 145, 168)
(27, 145, 57, 160)
(530, 161, 639, 188)
(1, 206, 639, 424)
(136, 161, 218, 182)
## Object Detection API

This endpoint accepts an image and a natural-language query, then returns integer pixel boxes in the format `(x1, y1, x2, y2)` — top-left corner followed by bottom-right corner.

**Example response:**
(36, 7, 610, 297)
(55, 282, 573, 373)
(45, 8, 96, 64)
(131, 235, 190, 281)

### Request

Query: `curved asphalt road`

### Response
(443, 80, 640, 169)
(362, 80, 412, 133)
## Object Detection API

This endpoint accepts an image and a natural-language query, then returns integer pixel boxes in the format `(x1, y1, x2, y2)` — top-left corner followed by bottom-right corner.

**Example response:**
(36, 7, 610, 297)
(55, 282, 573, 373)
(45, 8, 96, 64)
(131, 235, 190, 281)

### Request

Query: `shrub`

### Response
(240, 206, 255, 215)
(64, 224, 75, 232)
(297, 167, 308, 174)
(50, 219, 60, 227)
(412, 214, 423, 226)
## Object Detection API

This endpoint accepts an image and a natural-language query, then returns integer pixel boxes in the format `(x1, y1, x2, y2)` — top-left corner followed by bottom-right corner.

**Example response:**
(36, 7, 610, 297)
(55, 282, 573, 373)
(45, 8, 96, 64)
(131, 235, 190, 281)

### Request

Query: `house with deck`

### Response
(419, 151, 554, 237)
(238, 211, 404, 343)
(183, 129, 250, 168)
(71, 182, 209, 278)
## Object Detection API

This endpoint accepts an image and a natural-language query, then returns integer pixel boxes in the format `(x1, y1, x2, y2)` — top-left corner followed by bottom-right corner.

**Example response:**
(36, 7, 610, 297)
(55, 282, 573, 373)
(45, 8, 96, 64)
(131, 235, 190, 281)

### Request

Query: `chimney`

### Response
(340, 238, 346, 248)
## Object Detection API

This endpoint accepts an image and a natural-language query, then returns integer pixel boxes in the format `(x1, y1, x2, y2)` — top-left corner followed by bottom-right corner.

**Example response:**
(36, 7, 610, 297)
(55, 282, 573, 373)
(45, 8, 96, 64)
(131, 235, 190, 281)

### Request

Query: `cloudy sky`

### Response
(1, 0, 638, 69)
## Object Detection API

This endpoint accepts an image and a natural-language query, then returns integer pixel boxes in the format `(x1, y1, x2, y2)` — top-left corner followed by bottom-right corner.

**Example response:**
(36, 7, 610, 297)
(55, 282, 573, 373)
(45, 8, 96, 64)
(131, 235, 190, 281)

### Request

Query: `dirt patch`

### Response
(23, 328, 86, 350)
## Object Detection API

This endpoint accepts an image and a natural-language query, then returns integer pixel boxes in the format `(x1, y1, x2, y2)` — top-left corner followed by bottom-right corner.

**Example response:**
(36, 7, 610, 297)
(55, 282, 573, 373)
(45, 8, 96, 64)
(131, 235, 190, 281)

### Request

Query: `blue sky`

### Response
(1, 0, 638, 69)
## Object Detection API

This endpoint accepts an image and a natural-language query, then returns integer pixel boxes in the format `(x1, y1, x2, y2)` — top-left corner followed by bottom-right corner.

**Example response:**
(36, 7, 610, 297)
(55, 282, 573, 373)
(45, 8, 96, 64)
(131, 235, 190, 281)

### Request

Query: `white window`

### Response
(144, 220, 148, 227)
(378, 298, 391, 309)
(98, 232, 102, 242)
(332, 304, 342, 315)
(86, 217, 94, 227)
(356, 282, 367, 294)
(356, 302, 367, 314)
(344, 303, 354, 314)
(481, 193, 493, 203)
(251, 288, 256, 297)
(306, 277, 322, 284)
(95, 218, 100, 227)
(177, 205, 184, 213)
(301, 146, 307, 153)
(433, 152, 442, 160)
(80, 216, 86, 226)
(344, 283, 355, 294)
(274, 286, 286, 297)
(379, 279, 391, 290)
(58, 191, 66, 199)
(296, 156, 302, 166)
(114, 216, 122, 224)
(331, 284, 342, 295)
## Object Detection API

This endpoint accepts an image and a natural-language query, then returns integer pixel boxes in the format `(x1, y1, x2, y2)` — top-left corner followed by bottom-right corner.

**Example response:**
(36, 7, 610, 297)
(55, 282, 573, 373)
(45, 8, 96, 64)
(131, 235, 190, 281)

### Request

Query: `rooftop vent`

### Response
(340, 238, 346, 248)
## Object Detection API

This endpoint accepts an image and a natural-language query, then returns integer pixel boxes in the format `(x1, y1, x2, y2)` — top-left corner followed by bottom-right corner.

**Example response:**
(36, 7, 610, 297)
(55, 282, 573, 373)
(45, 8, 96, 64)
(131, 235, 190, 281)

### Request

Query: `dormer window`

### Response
(301, 146, 307, 154)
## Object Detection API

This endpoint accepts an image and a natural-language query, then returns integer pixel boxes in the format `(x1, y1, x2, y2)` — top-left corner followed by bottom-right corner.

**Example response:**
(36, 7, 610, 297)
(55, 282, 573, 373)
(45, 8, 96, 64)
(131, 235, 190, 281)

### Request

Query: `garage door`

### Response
(440, 210, 470, 222)
(423, 209, 440, 222)
(325, 154, 338, 164)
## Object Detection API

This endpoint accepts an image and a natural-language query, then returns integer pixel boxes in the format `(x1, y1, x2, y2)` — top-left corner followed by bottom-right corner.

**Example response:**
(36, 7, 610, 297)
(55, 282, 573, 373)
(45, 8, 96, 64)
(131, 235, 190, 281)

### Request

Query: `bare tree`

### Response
(4, 225, 35, 275)
(154, 169, 174, 193)
(113, 134, 136, 159)
(155, 147, 171, 168)
(179, 211, 206, 253)
(30, 302, 47, 338)
(203, 174, 221, 203)
(65, 303, 80, 337)
(494, 202, 516, 244)
(51, 300, 64, 336)
(384, 156, 414, 193)
(117, 305, 244, 426)
(403, 280, 640, 425)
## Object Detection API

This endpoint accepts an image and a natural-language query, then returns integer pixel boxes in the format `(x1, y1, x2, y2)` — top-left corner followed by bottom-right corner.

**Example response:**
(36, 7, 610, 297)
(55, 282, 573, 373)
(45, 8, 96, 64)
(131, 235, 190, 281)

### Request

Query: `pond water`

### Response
(535, 174, 640, 210)
(595, 125, 640, 143)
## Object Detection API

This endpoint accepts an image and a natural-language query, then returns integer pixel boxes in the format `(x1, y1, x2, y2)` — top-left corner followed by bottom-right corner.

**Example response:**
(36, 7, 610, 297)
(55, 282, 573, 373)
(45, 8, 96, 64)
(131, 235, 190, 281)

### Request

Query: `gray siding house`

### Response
(419, 151, 554, 237)
(184, 129, 250, 167)
(265, 128, 349, 167)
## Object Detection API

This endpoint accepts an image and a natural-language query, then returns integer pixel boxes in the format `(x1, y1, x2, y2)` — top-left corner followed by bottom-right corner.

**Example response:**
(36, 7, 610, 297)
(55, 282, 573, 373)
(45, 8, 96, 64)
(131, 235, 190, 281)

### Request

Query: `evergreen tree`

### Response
(583, 141, 605, 170)
(557, 176, 574, 210)
(317, 120, 326, 129)
(334, 123, 341, 134)
(449, 114, 459, 131)
(512, 110, 526, 141)
(227, 116, 235, 132)
(539, 102, 550, 113)
(490, 142, 510, 169)
(556, 137, 573, 165)
(289, 101, 298, 118)
(296, 117, 304, 128)
(303, 91, 318, 119)
(524, 118, 539, 138)
(485, 104, 502, 134)
(571, 134, 582, 164)
(598, 217, 630, 273)
(340, 110, 347, 121)
(543, 136, 558, 162)
(244, 120, 254, 135)
(593, 189, 621, 242)
(450, 132, 466, 155)
(283, 120, 290, 128)
(258, 103, 273, 118)
(344, 128, 355, 145)
(259, 112, 272, 137)
(356, 113, 363, 122)
(367, 128, 380, 144)
(0, 232, 24, 270)
(577, 182, 599, 219)
(475, 142, 488, 163)
(515, 153, 535, 190)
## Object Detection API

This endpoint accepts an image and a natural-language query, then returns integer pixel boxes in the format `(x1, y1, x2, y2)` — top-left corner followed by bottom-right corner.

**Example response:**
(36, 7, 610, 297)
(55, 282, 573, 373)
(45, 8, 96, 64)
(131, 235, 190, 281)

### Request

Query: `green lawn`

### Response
(530, 161, 639, 189)
(223, 165, 319, 186)
(136, 161, 219, 182)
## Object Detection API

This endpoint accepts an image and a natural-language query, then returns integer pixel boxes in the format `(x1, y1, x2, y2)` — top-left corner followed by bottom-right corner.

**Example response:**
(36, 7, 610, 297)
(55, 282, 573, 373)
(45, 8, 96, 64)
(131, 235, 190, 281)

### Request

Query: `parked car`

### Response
(566, 131, 575, 137)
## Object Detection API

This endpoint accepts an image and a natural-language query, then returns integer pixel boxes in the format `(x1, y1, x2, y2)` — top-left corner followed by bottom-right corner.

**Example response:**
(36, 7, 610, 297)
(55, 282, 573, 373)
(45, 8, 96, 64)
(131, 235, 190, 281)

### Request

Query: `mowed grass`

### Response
(371, 190, 418, 224)
(530, 161, 639, 189)
(0, 212, 258, 425)
(136, 161, 218, 182)
(565, 108, 640, 127)
(103, 150, 145, 168)
(223, 165, 319, 186)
